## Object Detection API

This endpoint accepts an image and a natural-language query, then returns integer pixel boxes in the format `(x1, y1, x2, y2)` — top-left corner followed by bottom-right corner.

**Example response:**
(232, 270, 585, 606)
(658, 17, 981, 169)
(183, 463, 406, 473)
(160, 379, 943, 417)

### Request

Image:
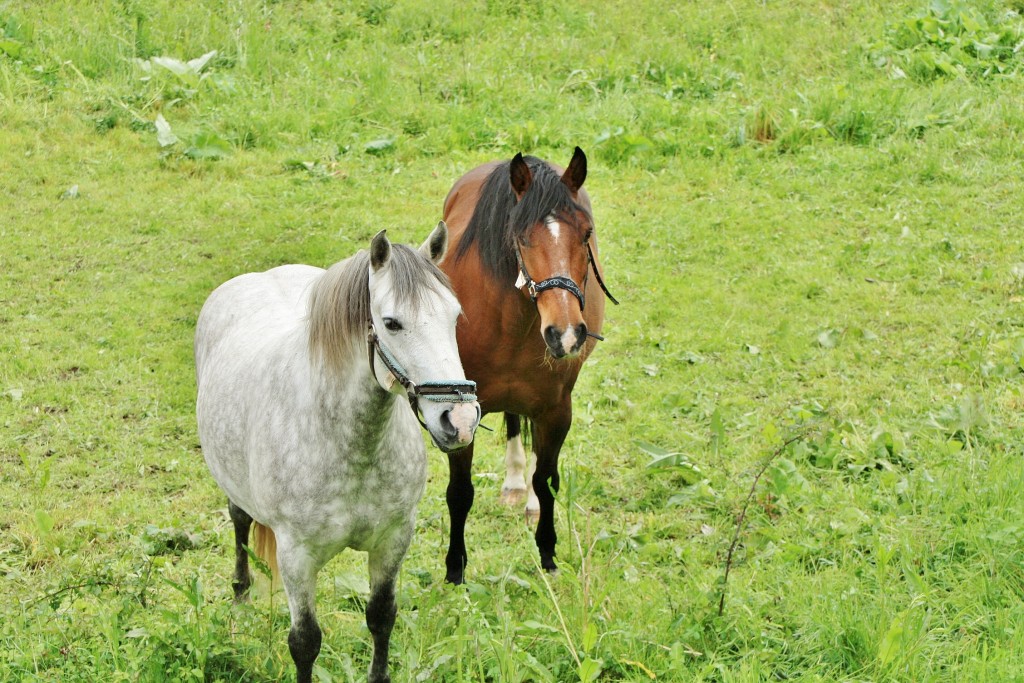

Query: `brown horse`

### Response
(439, 147, 616, 583)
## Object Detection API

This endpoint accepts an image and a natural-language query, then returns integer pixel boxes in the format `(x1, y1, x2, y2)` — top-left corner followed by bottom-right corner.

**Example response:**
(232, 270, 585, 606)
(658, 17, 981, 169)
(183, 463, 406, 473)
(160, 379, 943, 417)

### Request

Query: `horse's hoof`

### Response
(524, 507, 540, 525)
(500, 486, 527, 506)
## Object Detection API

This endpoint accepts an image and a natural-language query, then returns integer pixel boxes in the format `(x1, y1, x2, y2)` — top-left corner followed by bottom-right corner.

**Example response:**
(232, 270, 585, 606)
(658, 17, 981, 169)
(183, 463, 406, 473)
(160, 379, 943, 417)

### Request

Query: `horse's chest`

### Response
(331, 453, 425, 505)
(295, 444, 427, 551)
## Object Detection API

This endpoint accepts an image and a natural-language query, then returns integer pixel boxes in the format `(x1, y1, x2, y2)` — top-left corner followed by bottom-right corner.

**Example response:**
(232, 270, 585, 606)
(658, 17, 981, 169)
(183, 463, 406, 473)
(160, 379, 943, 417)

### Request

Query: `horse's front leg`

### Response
(532, 408, 571, 574)
(445, 444, 475, 584)
(277, 536, 324, 683)
(366, 531, 412, 683)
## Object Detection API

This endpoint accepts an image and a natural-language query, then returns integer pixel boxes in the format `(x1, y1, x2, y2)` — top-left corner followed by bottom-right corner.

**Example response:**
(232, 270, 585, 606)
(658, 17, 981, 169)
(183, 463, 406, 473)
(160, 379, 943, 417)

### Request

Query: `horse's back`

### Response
(195, 264, 322, 380)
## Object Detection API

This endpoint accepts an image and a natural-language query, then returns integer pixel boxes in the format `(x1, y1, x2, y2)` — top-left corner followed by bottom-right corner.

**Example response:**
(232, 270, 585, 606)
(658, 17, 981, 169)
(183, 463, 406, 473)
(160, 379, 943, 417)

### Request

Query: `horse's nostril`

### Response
(576, 323, 588, 348)
(440, 409, 458, 436)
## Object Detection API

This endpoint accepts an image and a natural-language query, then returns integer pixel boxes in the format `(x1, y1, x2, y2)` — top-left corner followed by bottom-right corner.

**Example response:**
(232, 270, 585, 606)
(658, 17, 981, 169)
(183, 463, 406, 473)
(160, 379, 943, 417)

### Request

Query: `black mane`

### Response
(453, 156, 590, 283)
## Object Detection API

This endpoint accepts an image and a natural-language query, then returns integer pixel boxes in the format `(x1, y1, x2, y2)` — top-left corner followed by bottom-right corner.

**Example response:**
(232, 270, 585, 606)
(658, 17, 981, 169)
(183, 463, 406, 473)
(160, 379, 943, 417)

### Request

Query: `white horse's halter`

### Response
(366, 323, 478, 428)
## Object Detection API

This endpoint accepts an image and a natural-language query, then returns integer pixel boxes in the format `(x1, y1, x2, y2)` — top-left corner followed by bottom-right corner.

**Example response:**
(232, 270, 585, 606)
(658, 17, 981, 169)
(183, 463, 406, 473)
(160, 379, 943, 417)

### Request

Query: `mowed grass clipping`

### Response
(2, 0, 1024, 681)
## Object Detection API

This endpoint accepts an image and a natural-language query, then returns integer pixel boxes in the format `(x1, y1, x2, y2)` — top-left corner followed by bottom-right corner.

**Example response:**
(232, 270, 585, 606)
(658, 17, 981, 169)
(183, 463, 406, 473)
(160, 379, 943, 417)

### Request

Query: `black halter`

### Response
(514, 239, 620, 313)
(366, 324, 478, 428)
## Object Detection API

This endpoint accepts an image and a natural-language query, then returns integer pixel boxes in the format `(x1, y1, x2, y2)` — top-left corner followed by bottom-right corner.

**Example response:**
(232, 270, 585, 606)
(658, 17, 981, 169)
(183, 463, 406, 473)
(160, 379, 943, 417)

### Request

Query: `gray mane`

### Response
(307, 244, 453, 375)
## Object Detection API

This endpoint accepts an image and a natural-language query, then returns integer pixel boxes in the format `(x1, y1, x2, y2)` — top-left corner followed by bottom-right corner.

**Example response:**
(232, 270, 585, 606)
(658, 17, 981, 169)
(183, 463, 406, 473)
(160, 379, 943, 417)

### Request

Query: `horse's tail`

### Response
(251, 522, 279, 583)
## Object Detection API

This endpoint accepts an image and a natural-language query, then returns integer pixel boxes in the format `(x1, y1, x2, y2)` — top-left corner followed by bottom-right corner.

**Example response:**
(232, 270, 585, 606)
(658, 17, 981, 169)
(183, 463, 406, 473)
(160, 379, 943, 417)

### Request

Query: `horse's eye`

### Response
(583, 229, 593, 244)
(383, 317, 403, 332)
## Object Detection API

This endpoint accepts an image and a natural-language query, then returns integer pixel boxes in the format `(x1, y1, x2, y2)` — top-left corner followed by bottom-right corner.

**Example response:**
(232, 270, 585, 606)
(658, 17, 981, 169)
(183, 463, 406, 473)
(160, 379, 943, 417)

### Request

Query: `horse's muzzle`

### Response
(543, 322, 588, 359)
(431, 401, 481, 452)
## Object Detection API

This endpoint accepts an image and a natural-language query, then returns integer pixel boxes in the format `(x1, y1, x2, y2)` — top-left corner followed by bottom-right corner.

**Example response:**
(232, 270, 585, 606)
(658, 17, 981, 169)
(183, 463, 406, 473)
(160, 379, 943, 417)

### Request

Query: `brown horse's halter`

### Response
(513, 239, 620, 339)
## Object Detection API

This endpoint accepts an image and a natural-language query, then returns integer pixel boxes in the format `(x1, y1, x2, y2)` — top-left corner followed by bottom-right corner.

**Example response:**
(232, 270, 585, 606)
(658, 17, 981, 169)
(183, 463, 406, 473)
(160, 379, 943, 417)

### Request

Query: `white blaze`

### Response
(545, 215, 570, 275)
(560, 325, 579, 353)
(545, 215, 561, 244)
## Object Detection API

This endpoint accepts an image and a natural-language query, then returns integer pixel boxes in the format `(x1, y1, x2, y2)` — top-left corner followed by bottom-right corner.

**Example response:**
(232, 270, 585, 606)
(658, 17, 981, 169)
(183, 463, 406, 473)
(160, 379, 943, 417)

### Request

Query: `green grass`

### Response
(3, 0, 1024, 680)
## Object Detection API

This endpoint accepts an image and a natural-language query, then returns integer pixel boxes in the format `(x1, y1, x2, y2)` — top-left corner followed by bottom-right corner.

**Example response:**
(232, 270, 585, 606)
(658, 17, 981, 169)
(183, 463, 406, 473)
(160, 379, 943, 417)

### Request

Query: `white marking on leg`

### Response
(525, 452, 540, 523)
(500, 435, 528, 505)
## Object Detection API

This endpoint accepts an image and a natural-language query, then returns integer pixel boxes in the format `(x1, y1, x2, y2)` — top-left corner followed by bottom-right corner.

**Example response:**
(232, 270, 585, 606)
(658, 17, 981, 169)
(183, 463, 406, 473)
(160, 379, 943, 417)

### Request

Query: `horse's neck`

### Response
(311, 343, 395, 434)
(504, 290, 543, 339)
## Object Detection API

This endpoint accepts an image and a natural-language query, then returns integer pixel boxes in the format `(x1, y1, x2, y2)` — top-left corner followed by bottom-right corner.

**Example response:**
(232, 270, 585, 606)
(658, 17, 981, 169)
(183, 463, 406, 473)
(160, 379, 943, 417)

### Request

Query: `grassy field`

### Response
(3, 0, 1024, 680)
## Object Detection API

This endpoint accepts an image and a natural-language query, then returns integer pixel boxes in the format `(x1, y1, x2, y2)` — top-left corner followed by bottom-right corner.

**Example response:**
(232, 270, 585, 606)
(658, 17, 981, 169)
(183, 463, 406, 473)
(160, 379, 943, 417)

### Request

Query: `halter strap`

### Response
(366, 324, 478, 428)
(587, 241, 620, 306)
(514, 240, 619, 311)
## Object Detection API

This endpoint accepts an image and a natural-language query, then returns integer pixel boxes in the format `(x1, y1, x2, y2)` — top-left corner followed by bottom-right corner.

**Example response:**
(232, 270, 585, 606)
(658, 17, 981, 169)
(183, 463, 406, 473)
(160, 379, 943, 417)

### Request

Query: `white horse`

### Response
(195, 224, 480, 683)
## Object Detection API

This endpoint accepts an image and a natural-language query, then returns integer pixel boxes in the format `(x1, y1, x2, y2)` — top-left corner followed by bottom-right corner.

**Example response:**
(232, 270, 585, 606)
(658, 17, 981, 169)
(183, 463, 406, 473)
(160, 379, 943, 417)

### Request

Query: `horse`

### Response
(194, 224, 481, 683)
(438, 147, 617, 584)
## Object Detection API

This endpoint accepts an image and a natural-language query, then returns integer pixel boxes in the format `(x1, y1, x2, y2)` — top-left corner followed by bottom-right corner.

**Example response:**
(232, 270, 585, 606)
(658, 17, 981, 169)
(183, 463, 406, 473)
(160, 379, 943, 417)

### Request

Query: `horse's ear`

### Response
(560, 146, 587, 193)
(420, 221, 449, 264)
(509, 152, 532, 200)
(370, 230, 391, 271)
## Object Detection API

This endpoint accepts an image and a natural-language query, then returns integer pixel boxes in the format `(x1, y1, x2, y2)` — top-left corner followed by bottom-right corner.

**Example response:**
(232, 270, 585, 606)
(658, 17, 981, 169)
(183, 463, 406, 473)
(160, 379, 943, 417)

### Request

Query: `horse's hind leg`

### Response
(500, 413, 529, 506)
(228, 500, 253, 601)
(366, 532, 411, 683)
(524, 454, 541, 524)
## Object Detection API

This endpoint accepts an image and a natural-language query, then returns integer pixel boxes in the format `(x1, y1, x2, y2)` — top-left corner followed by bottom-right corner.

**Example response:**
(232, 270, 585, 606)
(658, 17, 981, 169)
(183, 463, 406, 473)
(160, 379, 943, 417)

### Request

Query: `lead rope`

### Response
(587, 241, 619, 306)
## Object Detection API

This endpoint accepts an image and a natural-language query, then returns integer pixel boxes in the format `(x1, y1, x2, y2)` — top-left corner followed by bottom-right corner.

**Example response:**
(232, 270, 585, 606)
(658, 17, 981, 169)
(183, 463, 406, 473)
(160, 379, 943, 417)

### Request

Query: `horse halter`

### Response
(513, 238, 620, 315)
(366, 324, 478, 427)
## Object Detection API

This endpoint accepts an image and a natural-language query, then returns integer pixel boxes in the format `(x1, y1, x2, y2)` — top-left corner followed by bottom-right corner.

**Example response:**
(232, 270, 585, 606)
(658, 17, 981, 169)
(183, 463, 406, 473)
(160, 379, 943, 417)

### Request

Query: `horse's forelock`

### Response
(384, 244, 454, 311)
(307, 245, 453, 375)
(455, 157, 590, 282)
(509, 158, 582, 236)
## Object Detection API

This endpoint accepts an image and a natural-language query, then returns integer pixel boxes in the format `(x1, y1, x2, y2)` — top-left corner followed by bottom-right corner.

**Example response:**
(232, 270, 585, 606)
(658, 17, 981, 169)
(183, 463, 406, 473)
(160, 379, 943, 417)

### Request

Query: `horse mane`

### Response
(307, 244, 453, 375)
(453, 156, 591, 283)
